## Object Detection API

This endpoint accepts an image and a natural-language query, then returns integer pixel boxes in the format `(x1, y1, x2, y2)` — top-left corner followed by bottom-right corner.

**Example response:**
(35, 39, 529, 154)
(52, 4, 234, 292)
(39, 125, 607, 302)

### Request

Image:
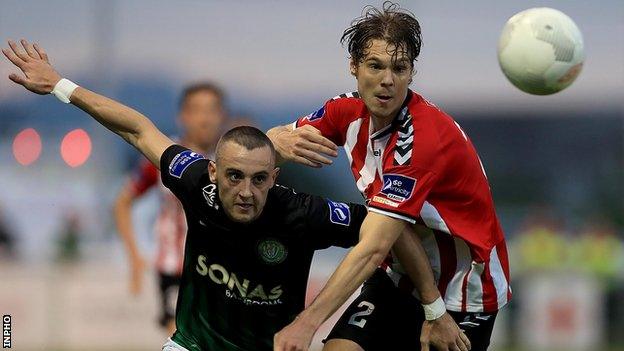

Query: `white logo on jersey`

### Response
(202, 184, 219, 209)
(334, 208, 347, 221)
(195, 255, 283, 304)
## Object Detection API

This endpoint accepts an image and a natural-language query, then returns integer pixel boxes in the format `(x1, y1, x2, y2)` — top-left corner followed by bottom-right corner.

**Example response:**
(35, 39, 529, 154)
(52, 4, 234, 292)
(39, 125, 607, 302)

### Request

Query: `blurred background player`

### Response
(113, 82, 227, 333)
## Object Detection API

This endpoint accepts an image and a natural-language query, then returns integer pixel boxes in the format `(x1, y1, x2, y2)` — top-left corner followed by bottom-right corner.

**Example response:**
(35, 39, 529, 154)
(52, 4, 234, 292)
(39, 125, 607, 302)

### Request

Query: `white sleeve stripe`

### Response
(489, 246, 509, 308)
(368, 207, 416, 224)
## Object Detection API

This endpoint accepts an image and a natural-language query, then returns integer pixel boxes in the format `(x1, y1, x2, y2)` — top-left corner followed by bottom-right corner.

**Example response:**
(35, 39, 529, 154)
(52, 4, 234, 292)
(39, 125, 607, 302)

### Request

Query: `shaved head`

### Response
(215, 126, 276, 165)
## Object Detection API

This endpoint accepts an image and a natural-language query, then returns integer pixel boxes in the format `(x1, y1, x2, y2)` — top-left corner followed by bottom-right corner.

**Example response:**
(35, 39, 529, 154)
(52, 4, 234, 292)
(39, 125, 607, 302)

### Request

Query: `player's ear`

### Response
(349, 58, 358, 77)
(269, 167, 280, 187)
(208, 160, 218, 183)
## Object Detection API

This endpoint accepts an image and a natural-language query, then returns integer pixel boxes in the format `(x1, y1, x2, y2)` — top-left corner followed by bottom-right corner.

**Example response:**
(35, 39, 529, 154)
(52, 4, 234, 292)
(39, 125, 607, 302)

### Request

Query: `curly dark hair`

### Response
(341, 1, 422, 66)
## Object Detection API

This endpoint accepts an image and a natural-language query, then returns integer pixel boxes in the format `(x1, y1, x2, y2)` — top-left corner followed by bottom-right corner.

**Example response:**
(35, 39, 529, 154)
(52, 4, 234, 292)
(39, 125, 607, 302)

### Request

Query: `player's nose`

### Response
(380, 68, 394, 87)
(238, 179, 253, 198)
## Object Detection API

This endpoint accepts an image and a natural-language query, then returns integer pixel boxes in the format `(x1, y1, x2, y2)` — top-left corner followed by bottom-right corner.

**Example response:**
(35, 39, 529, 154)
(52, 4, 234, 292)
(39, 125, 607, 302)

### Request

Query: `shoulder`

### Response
(267, 184, 321, 217)
(267, 183, 300, 208)
(331, 91, 361, 101)
(327, 91, 366, 112)
(307, 91, 365, 119)
(315, 92, 367, 129)
(407, 91, 456, 126)
(160, 144, 211, 195)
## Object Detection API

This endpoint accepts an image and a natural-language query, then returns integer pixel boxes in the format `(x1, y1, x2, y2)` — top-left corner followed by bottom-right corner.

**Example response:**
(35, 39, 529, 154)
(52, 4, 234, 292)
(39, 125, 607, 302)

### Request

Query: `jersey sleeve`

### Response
(294, 97, 355, 146)
(159, 144, 209, 201)
(301, 194, 367, 249)
(368, 165, 438, 224)
(128, 158, 159, 197)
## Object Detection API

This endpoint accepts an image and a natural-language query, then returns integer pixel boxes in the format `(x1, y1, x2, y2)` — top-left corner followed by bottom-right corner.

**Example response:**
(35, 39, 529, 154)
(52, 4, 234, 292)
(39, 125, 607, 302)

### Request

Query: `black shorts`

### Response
(325, 269, 498, 351)
(158, 272, 181, 328)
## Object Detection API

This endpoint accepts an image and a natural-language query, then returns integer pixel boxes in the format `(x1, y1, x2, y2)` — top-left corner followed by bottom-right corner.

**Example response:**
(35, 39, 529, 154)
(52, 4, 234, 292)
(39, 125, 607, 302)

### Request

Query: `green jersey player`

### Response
(159, 133, 366, 350)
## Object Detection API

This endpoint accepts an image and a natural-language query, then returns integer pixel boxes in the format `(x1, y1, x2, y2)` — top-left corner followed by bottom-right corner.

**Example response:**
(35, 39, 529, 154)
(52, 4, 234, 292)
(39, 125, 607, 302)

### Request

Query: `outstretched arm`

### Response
(274, 212, 406, 351)
(2, 39, 173, 167)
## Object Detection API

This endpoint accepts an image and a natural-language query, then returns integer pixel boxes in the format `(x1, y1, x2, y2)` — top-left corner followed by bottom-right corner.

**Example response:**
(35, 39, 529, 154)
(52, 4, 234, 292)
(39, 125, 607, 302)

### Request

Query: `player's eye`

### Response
(394, 65, 407, 73)
(369, 63, 382, 70)
(252, 175, 267, 185)
(228, 172, 243, 182)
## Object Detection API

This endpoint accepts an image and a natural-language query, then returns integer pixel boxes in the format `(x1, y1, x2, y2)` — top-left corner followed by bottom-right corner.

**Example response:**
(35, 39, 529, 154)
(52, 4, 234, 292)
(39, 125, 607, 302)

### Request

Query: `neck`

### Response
(370, 115, 394, 132)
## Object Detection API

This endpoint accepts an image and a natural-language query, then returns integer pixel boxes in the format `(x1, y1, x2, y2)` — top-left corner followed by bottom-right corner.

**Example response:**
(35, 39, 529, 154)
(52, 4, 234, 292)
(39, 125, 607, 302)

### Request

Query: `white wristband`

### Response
(422, 296, 446, 321)
(51, 78, 79, 103)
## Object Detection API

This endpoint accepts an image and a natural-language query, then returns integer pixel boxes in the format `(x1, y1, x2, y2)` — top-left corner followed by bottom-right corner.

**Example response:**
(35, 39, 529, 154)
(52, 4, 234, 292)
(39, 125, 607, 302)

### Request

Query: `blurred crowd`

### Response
(508, 206, 624, 347)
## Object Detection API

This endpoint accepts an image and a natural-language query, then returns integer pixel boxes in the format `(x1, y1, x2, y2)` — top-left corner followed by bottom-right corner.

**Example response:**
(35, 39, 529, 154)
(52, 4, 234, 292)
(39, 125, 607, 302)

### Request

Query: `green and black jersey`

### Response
(159, 145, 367, 351)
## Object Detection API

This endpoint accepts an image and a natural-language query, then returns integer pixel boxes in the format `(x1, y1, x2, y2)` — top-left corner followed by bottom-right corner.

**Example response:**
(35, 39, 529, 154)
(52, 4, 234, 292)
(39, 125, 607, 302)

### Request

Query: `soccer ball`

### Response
(497, 7, 584, 95)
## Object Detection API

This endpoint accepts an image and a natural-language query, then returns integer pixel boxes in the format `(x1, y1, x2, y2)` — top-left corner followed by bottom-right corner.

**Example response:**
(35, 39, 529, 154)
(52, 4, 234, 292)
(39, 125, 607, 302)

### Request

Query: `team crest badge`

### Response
(257, 239, 288, 265)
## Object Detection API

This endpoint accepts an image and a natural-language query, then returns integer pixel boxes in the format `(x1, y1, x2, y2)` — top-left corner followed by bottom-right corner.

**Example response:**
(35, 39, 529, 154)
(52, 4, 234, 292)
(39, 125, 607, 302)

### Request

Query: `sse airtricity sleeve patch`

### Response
(169, 150, 205, 178)
(379, 174, 416, 203)
(327, 200, 351, 226)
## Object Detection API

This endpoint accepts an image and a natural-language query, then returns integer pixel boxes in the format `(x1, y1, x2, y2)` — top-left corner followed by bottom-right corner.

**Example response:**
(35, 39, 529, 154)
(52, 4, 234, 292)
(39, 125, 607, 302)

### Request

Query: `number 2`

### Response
(348, 301, 375, 328)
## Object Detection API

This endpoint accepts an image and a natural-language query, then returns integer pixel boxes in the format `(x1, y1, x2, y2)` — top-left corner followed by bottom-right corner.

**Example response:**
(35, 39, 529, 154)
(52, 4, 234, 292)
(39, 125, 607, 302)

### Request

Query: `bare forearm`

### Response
(300, 243, 386, 328)
(70, 87, 172, 166)
(300, 212, 405, 328)
(113, 191, 141, 261)
(393, 229, 440, 304)
(71, 87, 148, 145)
(273, 213, 408, 350)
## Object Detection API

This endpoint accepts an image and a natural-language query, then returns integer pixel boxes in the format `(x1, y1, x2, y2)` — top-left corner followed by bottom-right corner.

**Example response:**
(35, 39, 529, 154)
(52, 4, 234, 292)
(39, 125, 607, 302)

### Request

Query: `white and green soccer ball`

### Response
(497, 7, 584, 95)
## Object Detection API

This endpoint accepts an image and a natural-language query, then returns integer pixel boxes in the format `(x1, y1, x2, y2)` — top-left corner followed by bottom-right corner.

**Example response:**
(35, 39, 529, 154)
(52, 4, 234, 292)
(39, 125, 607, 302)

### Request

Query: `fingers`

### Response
(294, 147, 333, 166)
(420, 342, 430, 351)
(20, 39, 39, 59)
(33, 43, 49, 63)
(7, 40, 30, 62)
(303, 137, 339, 158)
(300, 127, 338, 155)
(8, 73, 27, 86)
(459, 332, 471, 351)
(2, 47, 25, 68)
(292, 155, 322, 168)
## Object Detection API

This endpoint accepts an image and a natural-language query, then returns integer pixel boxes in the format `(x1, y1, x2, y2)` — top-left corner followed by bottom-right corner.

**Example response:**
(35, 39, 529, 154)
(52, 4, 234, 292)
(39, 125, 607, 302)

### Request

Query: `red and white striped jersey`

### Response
(129, 159, 186, 275)
(295, 90, 511, 312)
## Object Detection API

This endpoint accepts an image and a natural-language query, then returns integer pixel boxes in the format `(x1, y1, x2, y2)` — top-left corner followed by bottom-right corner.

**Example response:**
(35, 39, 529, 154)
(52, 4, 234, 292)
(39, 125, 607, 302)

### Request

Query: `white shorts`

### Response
(162, 338, 189, 351)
